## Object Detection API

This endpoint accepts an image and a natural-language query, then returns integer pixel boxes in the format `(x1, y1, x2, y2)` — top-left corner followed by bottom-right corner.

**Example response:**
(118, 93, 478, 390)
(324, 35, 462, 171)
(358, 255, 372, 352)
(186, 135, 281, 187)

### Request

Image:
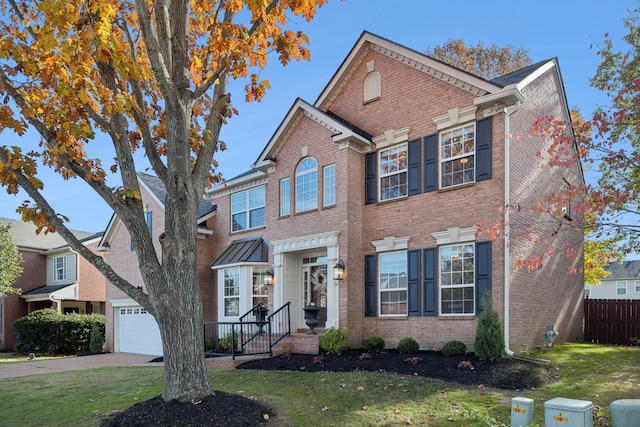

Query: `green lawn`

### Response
(0, 343, 637, 426)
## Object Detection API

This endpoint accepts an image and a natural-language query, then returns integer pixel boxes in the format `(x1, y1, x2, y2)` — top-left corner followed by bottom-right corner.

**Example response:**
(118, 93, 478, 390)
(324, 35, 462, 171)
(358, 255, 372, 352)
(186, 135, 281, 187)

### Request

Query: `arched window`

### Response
(296, 157, 318, 212)
(364, 70, 381, 103)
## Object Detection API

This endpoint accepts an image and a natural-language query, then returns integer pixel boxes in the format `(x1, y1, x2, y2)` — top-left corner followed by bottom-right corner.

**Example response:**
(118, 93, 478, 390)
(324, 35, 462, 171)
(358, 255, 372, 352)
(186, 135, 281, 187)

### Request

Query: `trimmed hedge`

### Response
(13, 308, 105, 355)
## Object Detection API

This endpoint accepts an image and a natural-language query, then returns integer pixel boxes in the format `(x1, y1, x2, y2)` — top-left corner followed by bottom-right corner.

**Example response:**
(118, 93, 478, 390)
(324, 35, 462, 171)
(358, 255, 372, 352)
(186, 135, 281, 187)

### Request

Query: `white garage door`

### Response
(117, 306, 163, 356)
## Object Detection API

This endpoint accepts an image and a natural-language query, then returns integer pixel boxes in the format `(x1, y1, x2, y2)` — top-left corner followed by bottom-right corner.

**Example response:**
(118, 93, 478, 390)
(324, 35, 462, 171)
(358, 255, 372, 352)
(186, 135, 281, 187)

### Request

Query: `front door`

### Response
(302, 256, 327, 329)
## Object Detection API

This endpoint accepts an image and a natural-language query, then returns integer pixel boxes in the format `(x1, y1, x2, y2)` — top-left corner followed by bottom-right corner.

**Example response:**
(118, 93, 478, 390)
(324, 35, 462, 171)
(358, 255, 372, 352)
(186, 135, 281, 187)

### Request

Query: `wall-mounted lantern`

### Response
(332, 260, 345, 281)
(264, 268, 274, 286)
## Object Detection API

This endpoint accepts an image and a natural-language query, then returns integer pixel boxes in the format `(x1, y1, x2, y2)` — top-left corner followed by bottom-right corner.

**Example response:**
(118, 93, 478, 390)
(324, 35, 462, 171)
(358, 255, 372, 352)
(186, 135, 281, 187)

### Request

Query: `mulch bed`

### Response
(102, 349, 555, 426)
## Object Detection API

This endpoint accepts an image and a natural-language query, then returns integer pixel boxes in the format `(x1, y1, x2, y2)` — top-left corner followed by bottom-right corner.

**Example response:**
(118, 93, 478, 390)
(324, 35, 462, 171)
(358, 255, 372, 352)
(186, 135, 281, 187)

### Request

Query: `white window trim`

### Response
(378, 143, 408, 201)
(231, 185, 265, 232)
(635, 280, 640, 292)
(616, 281, 627, 295)
(295, 157, 318, 213)
(323, 164, 336, 207)
(432, 227, 476, 245)
(439, 122, 476, 189)
(378, 250, 408, 317)
(55, 256, 66, 281)
(280, 178, 290, 216)
(372, 236, 410, 252)
(439, 243, 476, 316)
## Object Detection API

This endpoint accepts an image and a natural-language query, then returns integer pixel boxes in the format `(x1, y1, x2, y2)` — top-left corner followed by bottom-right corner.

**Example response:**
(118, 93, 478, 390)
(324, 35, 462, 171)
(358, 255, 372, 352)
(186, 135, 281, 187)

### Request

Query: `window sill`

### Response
(376, 195, 409, 205)
(437, 181, 476, 193)
(230, 225, 266, 235)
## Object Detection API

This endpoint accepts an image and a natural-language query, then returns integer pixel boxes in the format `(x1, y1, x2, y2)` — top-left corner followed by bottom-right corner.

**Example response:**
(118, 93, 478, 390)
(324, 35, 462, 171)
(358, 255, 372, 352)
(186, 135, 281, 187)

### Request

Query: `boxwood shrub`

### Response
(13, 308, 105, 355)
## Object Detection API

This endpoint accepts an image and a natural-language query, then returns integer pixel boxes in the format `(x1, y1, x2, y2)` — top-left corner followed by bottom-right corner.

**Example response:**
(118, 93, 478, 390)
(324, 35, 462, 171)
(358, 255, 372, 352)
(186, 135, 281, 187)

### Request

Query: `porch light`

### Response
(332, 260, 345, 281)
(264, 268, 274, 286)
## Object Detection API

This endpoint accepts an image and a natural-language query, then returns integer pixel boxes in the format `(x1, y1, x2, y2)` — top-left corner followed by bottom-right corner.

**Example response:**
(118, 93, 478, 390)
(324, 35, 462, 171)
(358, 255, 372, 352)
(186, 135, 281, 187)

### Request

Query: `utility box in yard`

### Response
(544, 397, 593, 427)
(511, 397, 534, 427)
(609, 399, 640, 427)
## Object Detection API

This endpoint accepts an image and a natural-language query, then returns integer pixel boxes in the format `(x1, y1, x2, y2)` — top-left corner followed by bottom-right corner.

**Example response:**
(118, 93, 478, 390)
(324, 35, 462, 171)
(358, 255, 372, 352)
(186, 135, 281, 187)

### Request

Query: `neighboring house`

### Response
(0, 218, 105, 351)
(98, 173, 217, 356)
(585, 261, 640, 299)
(104, 31, 585, 356)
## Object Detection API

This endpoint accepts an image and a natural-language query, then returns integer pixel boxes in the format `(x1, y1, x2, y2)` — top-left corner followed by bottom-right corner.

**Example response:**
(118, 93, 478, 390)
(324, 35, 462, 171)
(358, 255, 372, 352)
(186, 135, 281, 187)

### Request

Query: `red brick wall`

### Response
(506, 66, 584, 351)
(0, 250, 46, 350)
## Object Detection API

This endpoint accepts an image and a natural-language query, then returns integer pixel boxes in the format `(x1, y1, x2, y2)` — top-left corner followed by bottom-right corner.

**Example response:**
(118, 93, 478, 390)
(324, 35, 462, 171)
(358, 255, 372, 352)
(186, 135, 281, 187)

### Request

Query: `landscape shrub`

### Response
(13, 309, 105, 355)
(89, 323, 104, 353)
(397, 337, 419, 354)
(319, 327, 348, 354)
(474, 294, 505, 362)
(363, 335, 385, 352)
(217, 330, 238, 352)
(441, 340, 467, 356)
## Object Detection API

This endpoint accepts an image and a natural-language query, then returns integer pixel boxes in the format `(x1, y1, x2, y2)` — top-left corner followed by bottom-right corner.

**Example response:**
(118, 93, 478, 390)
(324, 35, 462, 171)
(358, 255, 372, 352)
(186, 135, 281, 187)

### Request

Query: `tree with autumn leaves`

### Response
(0, 0, 326, 402)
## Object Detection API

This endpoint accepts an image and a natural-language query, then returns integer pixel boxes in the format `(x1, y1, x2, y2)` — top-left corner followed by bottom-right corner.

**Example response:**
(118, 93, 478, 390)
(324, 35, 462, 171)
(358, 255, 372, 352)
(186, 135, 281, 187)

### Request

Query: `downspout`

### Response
(503, 104, 518, 357)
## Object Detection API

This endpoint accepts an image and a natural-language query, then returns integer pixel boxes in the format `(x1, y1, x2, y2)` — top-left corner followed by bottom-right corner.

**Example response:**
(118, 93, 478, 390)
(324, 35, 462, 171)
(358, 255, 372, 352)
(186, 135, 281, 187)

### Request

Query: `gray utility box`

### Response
(544, 397, 593, 427)
(609, 399, 640, 427)
(511, 397, 534, 427)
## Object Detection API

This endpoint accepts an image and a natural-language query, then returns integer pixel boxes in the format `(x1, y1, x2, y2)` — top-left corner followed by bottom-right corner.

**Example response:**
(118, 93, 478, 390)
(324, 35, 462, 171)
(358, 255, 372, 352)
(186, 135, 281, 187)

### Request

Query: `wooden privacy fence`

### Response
(584, 298, 640, 345)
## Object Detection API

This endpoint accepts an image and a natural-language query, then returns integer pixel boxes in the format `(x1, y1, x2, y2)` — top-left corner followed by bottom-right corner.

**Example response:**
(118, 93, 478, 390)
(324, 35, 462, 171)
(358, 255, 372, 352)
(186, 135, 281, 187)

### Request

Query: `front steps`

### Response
(204, 332, 320, 369)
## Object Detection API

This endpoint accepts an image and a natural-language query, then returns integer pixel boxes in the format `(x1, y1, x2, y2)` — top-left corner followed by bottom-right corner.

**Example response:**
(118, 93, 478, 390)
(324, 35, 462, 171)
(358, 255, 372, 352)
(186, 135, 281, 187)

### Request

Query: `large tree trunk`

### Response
(149, 98, 213, 401)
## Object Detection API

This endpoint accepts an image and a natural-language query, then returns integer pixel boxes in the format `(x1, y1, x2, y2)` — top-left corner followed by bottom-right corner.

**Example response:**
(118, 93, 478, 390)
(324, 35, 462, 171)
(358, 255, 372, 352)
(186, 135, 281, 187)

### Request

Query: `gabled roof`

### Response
(0, 217, 97, 252)
(490, 59, 553, 87)
(97, 173, 217, 249)
(252, 98, 372, 171)
(138, 173, 217, 219)
(211, 236, 269, 268)
(314, 31, 502, 110)
(603, 261, 640, 280)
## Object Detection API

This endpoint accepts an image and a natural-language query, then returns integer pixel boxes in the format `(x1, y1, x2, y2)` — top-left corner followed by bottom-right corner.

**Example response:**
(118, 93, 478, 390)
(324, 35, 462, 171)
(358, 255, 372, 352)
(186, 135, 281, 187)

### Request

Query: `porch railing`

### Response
(203, 302, 291, 360)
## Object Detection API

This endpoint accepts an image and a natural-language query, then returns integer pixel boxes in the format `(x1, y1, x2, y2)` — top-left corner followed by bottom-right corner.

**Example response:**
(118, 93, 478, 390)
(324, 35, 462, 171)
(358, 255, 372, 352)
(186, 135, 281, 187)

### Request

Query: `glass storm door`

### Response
(302, 256, 327, 328)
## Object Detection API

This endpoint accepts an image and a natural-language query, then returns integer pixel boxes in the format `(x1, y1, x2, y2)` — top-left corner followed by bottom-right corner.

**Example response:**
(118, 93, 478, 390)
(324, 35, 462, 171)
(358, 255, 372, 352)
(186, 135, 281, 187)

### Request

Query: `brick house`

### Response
(0, 218, 105, 351)
(102, 32, 584, 356)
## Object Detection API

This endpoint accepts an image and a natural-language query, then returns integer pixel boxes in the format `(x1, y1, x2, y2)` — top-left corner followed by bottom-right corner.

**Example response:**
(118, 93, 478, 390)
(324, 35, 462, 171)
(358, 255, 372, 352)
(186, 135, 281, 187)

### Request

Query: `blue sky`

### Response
(0, 0, 635, 232)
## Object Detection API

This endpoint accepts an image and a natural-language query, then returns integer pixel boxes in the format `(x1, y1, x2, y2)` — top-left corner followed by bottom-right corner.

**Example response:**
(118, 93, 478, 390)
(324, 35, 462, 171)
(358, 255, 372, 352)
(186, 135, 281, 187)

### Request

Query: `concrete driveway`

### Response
(0, 353, 160, 379)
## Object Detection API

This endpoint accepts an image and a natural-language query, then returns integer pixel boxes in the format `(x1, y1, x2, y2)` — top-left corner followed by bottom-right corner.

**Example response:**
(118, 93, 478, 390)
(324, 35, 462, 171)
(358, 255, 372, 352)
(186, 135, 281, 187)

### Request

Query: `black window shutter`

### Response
(476, 116, 493, 181)
(407, 139, 421, 196)
(423, 134, 438, 192)
(423, 247, 437, 316)
(365, 152, 377, 204)
(475, 241, 492, 314)
(365, 255, 377, 317)
(407, 249, 420, 316)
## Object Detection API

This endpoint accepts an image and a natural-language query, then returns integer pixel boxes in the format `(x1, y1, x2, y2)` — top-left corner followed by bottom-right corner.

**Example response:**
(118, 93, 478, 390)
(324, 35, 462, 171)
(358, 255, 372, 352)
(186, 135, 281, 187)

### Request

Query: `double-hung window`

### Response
(616, 281, 627, 295)
(223, 268, 240, 317)
(379, 251, 408, 315)
(440, 123, 475, 188)
(55, 256, 66, 281)
(440, 243, 475, 315)
(231, 185, 265, 231)
(379, 144, 407, 201)
(296, 157, 318, 212)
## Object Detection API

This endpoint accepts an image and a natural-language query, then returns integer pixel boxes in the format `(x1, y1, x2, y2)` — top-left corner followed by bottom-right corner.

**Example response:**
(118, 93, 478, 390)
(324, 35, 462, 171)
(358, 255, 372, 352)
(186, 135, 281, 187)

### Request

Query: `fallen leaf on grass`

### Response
(356, 386, 365, 391)
(321, 406, 330, 411)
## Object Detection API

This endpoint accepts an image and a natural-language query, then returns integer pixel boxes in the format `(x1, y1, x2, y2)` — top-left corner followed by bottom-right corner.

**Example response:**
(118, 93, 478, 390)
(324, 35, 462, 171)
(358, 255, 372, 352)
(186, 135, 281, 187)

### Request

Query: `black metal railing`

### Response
(203, 302, 291, 360)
